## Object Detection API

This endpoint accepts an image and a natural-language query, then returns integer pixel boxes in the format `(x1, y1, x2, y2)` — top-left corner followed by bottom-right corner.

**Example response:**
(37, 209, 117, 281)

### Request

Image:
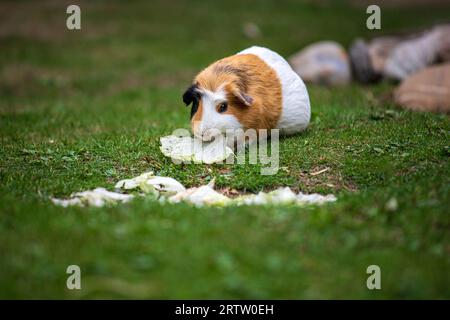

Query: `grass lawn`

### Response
(0, 0, 449, 299)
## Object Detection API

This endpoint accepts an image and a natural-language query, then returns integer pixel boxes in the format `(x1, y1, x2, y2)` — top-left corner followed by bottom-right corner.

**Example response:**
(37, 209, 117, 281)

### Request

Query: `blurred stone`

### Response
(350, 37, 400, 83)
(289, 41, 351, 86)
(436, 25, 450, 62)
(394, 63, 450, 113)
(384, 24, 450, 80)
(242, 22, 261, 39)
(349, 39, 377, 83)
(350, 24, 450, 83)
(384, 29, 441, 80)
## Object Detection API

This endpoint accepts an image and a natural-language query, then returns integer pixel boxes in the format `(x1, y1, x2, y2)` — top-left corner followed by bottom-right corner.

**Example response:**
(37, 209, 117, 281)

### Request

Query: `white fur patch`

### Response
(238, 46, 311, 135)
(194, 87, 242, 141)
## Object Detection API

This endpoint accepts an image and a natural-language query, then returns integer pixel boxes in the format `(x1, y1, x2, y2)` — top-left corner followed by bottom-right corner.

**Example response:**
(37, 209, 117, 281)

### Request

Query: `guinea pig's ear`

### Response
(232, 88, 253, 107)
(182, 84, 200, 106)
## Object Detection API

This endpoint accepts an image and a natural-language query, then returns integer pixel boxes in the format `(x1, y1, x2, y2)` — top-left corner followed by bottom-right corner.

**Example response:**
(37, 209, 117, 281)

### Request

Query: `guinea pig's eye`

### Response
(217, 102, 228, 113)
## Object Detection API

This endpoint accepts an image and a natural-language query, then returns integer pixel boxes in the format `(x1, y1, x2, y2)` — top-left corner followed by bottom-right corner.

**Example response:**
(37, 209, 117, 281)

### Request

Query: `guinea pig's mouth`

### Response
(193, 129, 223, 142)
(194, 132, 215, 142)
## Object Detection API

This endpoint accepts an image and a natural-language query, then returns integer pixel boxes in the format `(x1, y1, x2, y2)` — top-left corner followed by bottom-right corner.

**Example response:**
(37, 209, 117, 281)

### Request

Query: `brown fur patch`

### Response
(191, 54, 282, 130)
(191, 98, 203, 133)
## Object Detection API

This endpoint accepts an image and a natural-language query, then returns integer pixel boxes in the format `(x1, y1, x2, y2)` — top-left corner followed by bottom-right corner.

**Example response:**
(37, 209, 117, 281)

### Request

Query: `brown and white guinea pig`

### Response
(182, 46, 311, 142)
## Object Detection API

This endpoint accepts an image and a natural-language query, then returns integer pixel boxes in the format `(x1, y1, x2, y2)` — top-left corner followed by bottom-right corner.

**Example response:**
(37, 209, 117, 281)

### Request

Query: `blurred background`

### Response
(1, 0, 450, 109)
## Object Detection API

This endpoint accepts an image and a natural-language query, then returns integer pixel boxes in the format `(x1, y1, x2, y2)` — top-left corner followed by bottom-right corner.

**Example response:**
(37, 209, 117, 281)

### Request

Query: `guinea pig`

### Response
(183, 46, 311, 142)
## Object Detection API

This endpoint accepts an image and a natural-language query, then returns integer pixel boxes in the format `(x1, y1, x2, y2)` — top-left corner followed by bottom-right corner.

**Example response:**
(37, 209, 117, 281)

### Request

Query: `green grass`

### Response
(0, 0, 449, 299)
